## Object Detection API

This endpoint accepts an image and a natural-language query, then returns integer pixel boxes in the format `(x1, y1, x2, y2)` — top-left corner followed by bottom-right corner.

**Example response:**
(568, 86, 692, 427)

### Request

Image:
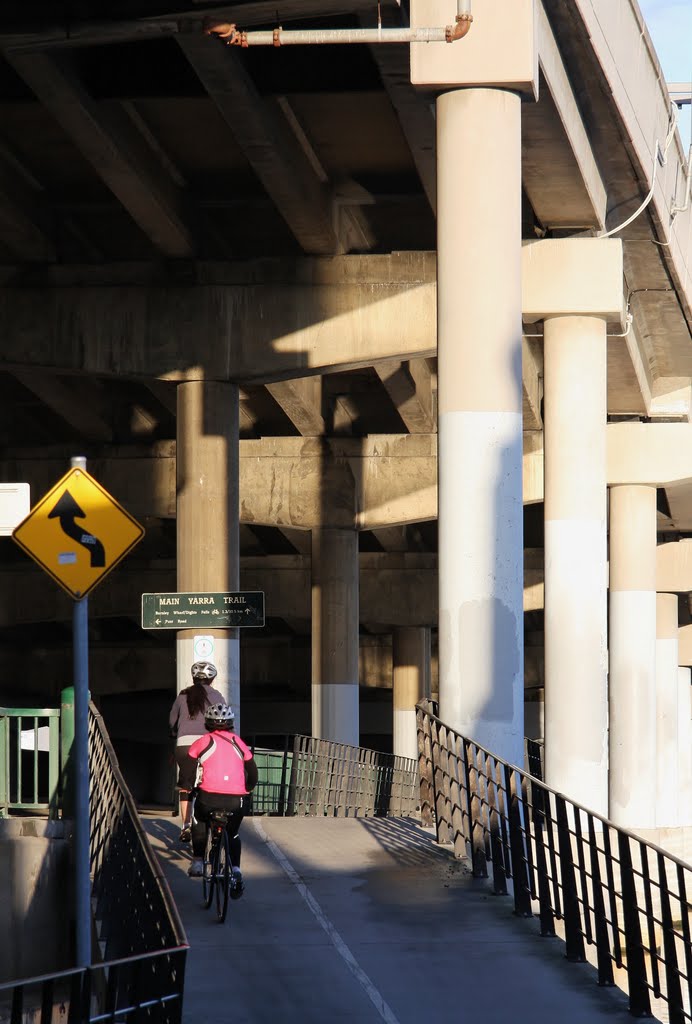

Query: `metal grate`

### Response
(417, 698, 692, 1022)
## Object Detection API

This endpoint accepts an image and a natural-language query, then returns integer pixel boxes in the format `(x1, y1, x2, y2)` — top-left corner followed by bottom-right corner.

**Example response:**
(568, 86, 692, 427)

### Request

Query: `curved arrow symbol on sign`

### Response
(48, 490, 106, 567)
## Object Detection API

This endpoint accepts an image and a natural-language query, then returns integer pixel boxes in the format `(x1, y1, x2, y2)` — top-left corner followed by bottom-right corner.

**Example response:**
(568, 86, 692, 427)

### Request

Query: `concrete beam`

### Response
(527, 3, 607, 229)
(6, 52, 193, 258)
(657, 541, 692, 594)
(679, 624, 692, 669)
(374, 359, 435, 433)
(176, 33, 340, 255)
(0, 253, 437, 381)
(411, 0, 538, 95)
(11, 370, 113, 442)
(265, 377, 325, 436)
(608, 423, 692, 487)
(2, 433, 547, 525)
(1, 549, 546, 629)
(522, 238, 625, 323)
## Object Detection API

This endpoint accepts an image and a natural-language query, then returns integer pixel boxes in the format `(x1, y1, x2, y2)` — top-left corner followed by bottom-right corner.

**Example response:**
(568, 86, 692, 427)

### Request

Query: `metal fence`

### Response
(417, 698, 692, 1022)
(0, 703, 188, 1023)
(249, 734, 419, 818)
(0, 707, 60, 818)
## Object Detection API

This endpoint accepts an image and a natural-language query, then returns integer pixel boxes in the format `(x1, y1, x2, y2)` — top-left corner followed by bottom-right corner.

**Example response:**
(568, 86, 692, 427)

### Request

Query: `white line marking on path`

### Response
(253, 818, 402, 1024)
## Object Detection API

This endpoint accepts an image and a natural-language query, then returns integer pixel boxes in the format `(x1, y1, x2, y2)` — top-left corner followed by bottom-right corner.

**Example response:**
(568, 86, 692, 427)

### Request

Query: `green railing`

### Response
(0, 707, 60, 818)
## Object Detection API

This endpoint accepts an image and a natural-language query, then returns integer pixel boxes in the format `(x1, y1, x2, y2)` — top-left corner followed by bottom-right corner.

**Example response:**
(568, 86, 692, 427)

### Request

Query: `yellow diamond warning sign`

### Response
(12, 467, 144, 600)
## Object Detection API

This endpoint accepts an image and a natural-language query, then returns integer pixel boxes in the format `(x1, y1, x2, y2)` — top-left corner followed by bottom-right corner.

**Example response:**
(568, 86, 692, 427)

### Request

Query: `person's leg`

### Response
(175, 747, 193, 840)
(187, 795, 207, 876)
(226, 808, 244, 867)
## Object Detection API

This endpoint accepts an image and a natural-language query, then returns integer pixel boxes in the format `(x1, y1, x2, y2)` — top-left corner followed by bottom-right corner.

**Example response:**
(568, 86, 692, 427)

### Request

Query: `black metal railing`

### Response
(417, 698, 692, 1022)
(249, 734, 419, 818)
(0, 703, 189, 1023)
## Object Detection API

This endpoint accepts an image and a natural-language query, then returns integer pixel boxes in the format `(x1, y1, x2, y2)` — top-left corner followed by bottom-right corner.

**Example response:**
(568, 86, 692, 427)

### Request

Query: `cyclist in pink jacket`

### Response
(181, 703, 258, 893)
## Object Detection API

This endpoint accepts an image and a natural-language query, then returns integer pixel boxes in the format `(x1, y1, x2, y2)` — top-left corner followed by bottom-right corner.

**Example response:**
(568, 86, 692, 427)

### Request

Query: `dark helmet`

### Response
(204, 702, 235, 730)
(191, 661, 218, 682)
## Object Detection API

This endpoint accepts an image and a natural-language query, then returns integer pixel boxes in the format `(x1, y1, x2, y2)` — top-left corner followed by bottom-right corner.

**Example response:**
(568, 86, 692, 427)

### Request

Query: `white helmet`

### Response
(205, 702, 235, 729)
(191, 661, 217, 681)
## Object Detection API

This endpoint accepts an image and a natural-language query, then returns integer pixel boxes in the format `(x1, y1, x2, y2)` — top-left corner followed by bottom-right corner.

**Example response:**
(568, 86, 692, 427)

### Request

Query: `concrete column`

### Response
(543, 315, 608, 814)
(608, 485, 657, 827)
(176, 380, 240, 722)
(392, 626, 430, 762)
(656, 593, 679, 827)
(311, 528, 359, 745)
(436, 87, 524, 767)
(678, 667, 692, 828)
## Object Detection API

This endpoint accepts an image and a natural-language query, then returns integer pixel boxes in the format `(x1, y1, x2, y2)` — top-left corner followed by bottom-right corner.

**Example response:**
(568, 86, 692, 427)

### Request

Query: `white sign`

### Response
(193, 634, 215, 662)
(0, 483, 30, 536)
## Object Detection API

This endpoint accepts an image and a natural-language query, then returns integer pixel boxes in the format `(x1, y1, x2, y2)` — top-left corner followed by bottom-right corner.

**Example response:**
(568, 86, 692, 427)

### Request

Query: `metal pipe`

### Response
(205, 16, 472, 47)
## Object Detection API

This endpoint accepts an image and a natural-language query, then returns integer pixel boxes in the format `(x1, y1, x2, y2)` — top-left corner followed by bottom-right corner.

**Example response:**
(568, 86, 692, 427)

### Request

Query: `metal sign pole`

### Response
(71, 455, 91, 968)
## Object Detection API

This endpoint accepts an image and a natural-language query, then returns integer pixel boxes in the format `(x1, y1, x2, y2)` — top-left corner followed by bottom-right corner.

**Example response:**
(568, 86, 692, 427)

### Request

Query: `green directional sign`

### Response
(141, 591, 265, 630)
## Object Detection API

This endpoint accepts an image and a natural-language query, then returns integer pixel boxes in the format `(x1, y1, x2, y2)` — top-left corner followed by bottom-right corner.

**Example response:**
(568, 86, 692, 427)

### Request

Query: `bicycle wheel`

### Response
(214, 828, 230, 924)
(202, 826, 215, 909)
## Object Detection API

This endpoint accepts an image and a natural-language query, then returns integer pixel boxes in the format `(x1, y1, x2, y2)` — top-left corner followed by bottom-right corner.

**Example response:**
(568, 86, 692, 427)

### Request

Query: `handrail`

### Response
(417, 698, 692, 1021)
(0, 703, 188, 1022)
(249, 734, 419, 817)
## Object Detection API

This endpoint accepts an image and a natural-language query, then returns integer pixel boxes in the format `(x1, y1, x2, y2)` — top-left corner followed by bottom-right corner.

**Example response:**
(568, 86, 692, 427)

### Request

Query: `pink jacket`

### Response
(186, 731, 254, 795)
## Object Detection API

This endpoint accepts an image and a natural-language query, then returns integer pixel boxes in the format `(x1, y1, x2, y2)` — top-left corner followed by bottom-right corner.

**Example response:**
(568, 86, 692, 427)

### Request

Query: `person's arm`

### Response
(168, 697, 180, 738)
(244, 753, 258, 792)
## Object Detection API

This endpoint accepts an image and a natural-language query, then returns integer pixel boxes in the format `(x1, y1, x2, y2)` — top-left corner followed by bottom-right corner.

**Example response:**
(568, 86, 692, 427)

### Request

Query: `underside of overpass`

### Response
(0, 0, 690, 805)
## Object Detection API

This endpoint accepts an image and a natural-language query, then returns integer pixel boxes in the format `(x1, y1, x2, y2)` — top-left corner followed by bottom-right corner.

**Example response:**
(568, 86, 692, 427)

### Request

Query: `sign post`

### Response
(12, 457, 144, 968)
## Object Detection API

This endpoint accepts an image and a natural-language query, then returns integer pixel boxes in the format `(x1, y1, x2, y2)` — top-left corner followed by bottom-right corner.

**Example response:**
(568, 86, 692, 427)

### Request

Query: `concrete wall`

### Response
(0, 818, 71, 982)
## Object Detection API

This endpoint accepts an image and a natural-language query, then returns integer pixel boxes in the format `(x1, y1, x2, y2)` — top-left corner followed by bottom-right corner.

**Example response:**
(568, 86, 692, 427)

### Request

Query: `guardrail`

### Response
(417, 698, 692, 1022)
(0, 703, 188, 1023)
(249, 734, 419, 818)
(0, 707, 60, 818)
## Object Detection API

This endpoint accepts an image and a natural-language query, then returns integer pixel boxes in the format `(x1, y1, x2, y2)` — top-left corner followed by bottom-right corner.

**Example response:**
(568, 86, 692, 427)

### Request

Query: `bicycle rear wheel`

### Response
(202, 826, 215, 908)
(214, 828, 230, 923)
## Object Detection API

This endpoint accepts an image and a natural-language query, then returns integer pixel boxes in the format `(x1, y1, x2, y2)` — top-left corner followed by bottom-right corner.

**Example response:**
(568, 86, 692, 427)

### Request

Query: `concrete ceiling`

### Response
(0, 0, 690, 664)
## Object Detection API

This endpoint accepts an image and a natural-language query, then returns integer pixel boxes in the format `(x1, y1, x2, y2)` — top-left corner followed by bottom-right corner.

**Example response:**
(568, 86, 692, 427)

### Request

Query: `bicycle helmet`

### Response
(205, 702, 235, 729)
(191, 661, 218, 682)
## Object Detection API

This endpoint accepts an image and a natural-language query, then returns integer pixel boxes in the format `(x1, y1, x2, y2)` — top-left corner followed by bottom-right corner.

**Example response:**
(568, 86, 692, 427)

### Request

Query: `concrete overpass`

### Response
(0, 0, 690, 839)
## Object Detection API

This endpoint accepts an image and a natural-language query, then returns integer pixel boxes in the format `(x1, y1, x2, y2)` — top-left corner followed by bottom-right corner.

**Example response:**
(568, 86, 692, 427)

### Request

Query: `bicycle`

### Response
(201, 810, 237, 923)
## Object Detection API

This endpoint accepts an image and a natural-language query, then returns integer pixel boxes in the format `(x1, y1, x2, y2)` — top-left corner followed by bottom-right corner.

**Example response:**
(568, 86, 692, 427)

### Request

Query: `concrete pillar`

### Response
(436, 87, 524, 768)
(392, 626, 430, 762)
(656, 593, 679, 827)
(678, 667, 692, 828)
(311, 528, 359, 745)
(543, 315, 608, 814)
(176, 381, 240, 722)
(608, 485, 657, 827)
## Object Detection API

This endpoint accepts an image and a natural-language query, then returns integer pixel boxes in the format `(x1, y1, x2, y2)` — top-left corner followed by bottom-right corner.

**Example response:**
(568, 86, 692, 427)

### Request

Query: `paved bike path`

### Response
(143, 813, 646, 1024)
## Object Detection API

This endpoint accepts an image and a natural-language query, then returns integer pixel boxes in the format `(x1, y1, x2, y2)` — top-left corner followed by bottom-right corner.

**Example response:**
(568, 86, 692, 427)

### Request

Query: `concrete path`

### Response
(143, 813, 649, 1024)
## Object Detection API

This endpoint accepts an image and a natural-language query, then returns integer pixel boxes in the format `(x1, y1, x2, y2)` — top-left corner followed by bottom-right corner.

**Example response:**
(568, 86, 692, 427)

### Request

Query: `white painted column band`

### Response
(438, 411, 524, 764)
(678, 667, 692, 828)
(392, 626, 430, 762)
(543, 315, 608, 815)
(656, 593, 679, 828)
(608, 485, 657, 828)
(436, 87, 524, 769)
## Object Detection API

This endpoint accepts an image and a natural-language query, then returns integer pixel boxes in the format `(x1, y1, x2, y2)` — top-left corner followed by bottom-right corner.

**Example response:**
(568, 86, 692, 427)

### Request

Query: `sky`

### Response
(638, 0, 692, 148)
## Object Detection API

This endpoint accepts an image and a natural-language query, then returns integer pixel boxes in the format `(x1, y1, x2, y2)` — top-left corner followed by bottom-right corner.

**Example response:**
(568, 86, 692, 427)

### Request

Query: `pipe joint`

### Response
(446, 13, 473, 42)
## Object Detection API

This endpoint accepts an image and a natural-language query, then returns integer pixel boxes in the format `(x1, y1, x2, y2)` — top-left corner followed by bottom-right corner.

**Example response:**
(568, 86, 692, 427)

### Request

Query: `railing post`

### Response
(555, 796, 586, 962)
(60, 687, 76, 818)
(617, 833, 651, 1017)
(658, 852, 684, 1023)
(417, 706, 435, 827)
(505, 764, 531, 917)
